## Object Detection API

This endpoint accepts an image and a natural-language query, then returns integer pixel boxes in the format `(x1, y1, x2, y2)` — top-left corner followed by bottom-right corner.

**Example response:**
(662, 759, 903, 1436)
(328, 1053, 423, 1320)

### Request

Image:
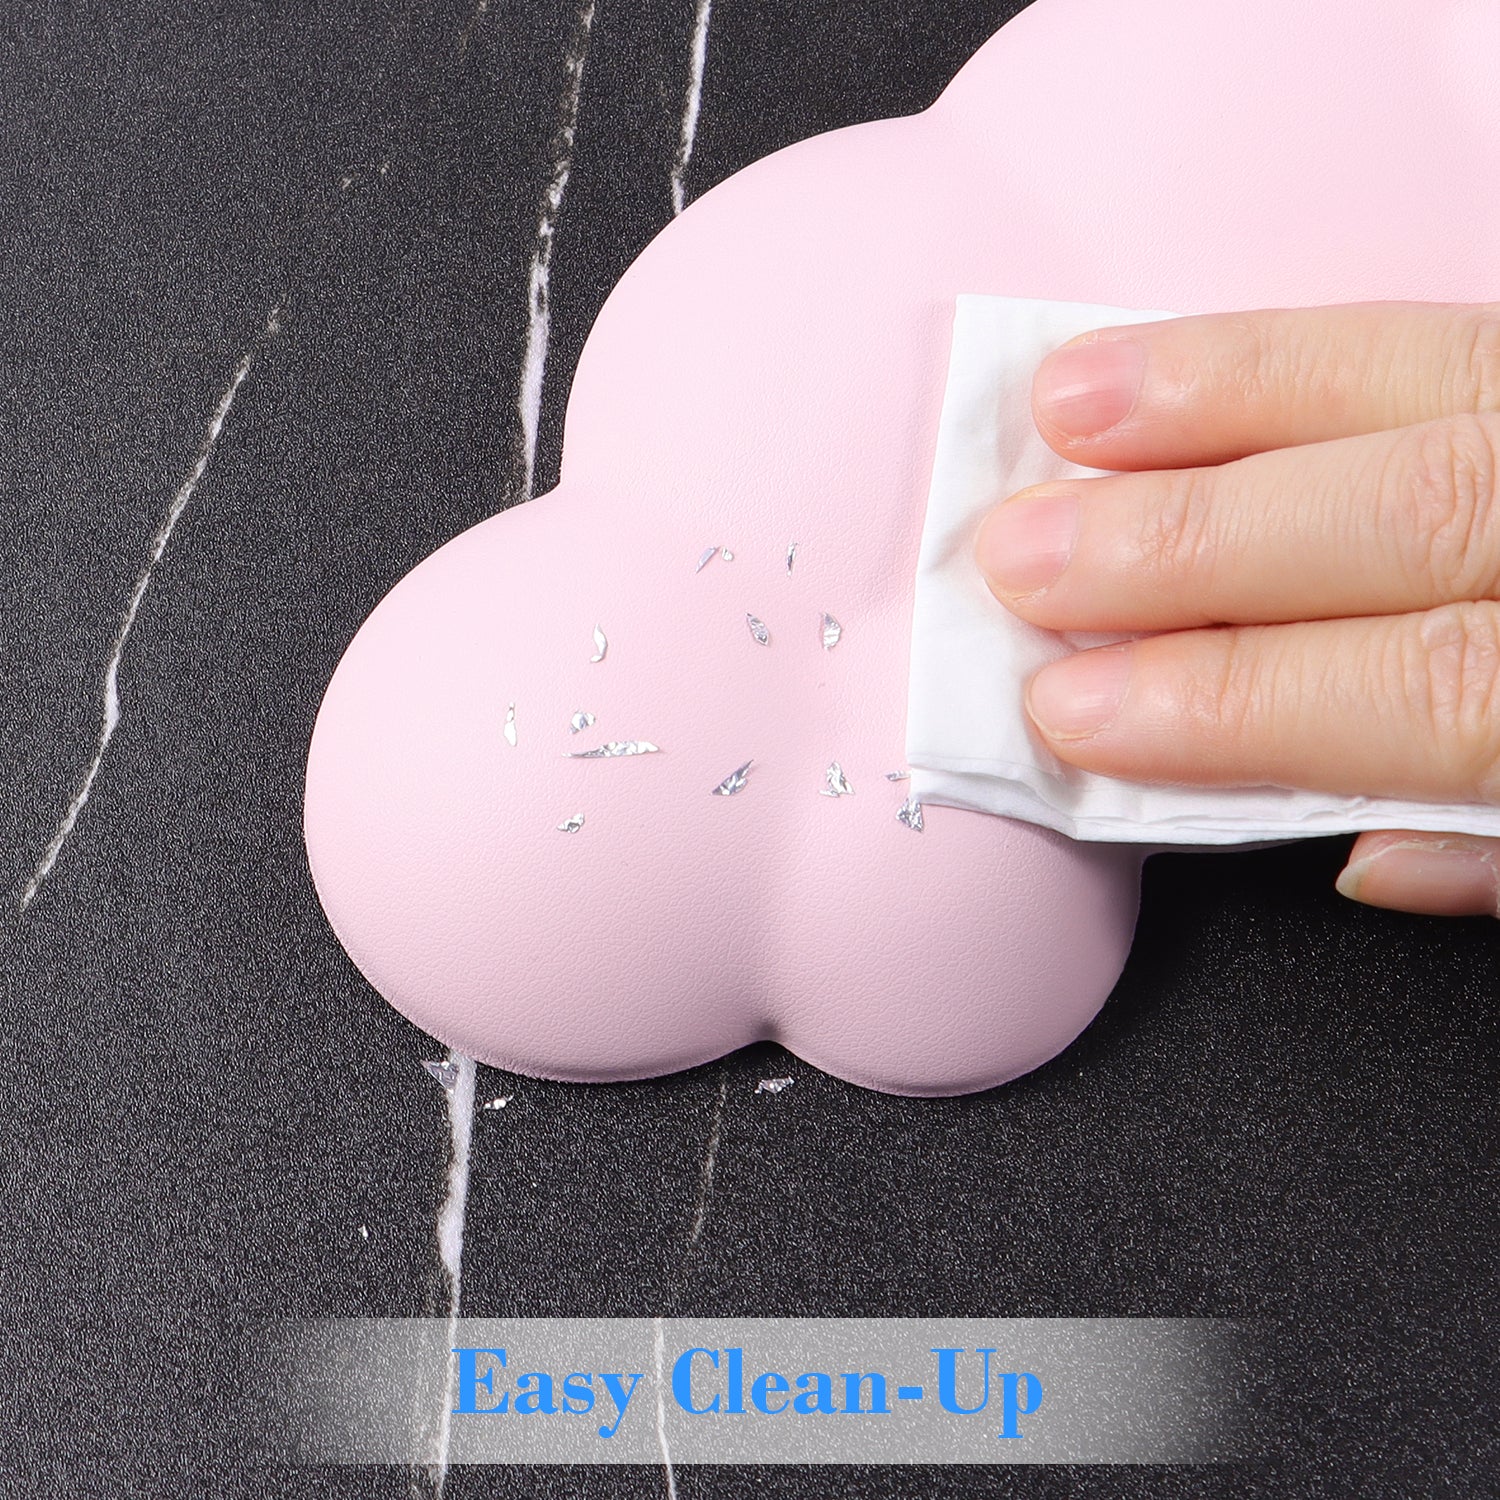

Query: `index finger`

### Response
(1032, 301, 1500, 470)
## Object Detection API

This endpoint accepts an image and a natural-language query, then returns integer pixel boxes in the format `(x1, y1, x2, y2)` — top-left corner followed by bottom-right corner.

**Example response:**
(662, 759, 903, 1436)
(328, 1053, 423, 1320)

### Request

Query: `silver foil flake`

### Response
(712, 760, 753, 796)
(483, 1095, 514, 1111)
(422, 1059, 459, 1091)
(568, 741, 660, 759)
(896, 796, 925, 833)
(885, 770, 910, 782)
(746, 613, 770, 646)
(786, 541, 798, 575)
(358, 1225, 369, 1241)
(503, 702, 517, 746)
(696, 545, 719, 573)
(569, 710, 596, 735)
(590, 625, 608, 662)
(557, 813, 586, 833)
(821, 613, 843, 650)
(821, 762, 854, 798)
(720, 548, 734, 561)
(756, 1077, 794, 1095)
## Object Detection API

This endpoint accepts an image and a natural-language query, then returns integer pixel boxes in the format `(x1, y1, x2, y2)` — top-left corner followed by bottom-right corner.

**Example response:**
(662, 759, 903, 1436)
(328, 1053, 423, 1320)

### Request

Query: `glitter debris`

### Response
(756, 1077, 794, 1094)
(821, 762, 854, 798)
(482, 1095, 514, 1111)
(896, 797, 924, 833)
(590, 625, 608, 662)
(786, 541, 798, 575)
(567, 740, 660, 759)
(503, 702, 517, 746)
(712, 760, 753, 796)
(721, 548, 734, 561)
(746, 614, 770, 646)
(422, 1059, 460, 1091)
(696, 546, 718, 573)
(569, 710, 596, 734)
(821, 613, 842, 650)
(557, 813, 586, 833)
(885, 770, 910, 782)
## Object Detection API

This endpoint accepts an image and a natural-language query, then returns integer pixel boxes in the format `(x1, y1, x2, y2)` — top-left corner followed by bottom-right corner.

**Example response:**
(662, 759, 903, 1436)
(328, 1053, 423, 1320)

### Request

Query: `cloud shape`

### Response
(304, 0, 1499, 1094)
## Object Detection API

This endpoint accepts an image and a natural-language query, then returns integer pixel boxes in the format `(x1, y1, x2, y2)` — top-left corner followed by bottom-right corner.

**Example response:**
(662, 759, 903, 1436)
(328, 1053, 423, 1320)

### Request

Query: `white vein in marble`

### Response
(687, 1075, 729, 1249)
(516, 0, 597, 503)
(20, 305, 280, 911)
(653, 1314, 679, 1499)
(671, 0, 714, 217)
(431, 1050, 477, 1493)
(458, 0, 493, 55)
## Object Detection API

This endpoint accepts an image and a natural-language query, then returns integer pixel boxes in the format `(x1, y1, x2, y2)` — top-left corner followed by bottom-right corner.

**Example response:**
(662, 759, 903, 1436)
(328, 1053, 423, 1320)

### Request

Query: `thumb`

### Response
(1336, 830, 1500, 917)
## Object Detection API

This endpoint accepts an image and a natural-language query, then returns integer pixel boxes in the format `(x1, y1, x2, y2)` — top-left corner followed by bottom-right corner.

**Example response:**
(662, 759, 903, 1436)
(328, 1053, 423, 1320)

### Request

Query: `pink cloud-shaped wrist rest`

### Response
(304, 0, 1500, 1095)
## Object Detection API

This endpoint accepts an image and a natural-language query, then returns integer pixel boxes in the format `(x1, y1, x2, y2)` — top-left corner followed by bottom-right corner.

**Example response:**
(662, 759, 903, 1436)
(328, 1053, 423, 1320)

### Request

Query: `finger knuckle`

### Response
(1393, 414, 1500, 597)
(1181, 626, 1265, 745)
(1133, 467, 1219, 585)
(1448, 305, 1500, 417)
(1214, 315, 1281, 402)
(1217, 312, 1352, 417)
(1404, 602, 1500, 798)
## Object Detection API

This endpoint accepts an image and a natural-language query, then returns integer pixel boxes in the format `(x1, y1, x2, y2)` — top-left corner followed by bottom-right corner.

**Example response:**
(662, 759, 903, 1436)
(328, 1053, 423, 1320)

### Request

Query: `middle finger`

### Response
(976, 412, 1500, 633)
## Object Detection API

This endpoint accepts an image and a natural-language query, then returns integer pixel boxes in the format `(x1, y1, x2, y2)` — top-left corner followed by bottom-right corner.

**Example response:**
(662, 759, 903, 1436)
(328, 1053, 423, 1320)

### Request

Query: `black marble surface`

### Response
(1, 3, 1495, 1495)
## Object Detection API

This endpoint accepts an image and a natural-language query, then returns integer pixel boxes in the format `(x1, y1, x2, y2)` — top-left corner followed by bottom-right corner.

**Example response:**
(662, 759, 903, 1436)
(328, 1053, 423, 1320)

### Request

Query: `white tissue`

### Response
(906, 294, 1500, 845)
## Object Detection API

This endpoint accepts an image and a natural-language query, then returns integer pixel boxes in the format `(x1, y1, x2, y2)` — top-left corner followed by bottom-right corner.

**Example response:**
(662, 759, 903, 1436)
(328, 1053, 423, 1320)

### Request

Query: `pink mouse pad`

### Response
(304, 0, 1500, 1095)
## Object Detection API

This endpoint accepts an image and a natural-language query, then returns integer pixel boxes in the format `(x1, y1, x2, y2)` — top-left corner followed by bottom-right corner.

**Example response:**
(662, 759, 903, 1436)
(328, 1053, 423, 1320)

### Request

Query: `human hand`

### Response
(974, 303, 1500, 918)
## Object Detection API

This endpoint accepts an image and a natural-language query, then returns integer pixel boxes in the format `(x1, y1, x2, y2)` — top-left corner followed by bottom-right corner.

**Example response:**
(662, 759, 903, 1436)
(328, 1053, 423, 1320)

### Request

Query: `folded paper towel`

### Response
(906, 294, 1500, 845)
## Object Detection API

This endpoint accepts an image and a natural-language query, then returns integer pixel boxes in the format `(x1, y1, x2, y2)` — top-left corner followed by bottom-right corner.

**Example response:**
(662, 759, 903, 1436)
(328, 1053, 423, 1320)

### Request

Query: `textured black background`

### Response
(0, 2, 1495, 1495)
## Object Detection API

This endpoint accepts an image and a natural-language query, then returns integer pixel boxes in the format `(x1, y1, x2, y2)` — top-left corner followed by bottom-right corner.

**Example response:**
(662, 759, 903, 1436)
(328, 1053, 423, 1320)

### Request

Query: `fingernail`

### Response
(1026, 645, 1133, 740)
(1336, 837, 1500, 916)
(1034, 337, 1147, 438)
(976, 494, 1079, 596)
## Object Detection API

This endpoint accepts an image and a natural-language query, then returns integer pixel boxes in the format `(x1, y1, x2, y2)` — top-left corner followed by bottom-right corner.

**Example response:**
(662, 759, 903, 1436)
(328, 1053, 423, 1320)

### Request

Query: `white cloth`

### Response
(906, 294, 1500, 845)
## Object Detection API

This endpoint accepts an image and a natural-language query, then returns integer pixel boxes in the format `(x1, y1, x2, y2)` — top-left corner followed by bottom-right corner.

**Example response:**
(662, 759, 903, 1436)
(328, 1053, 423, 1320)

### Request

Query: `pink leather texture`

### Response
(304, 0, 1500, 1095)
